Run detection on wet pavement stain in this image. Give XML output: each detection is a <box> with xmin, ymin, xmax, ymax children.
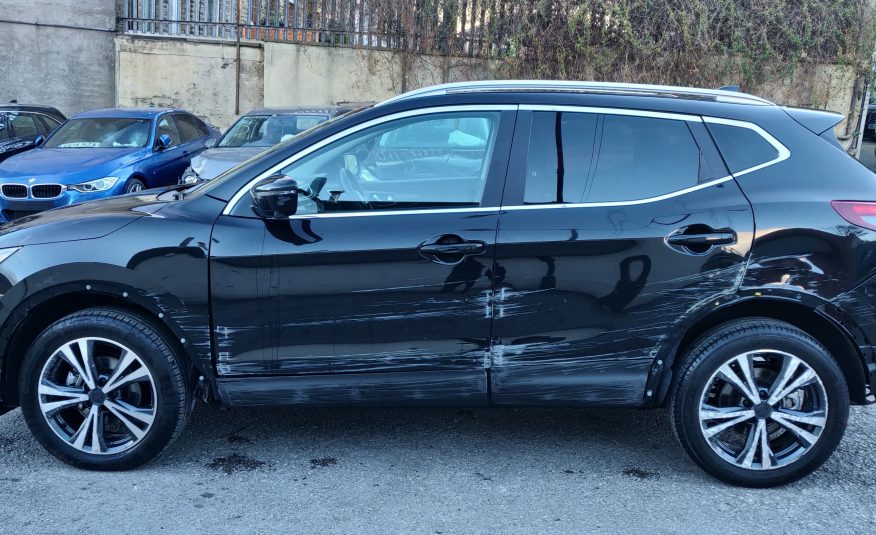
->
<box><xmin>206</xmin><ymin>453</ymin><xmax>267</xmax><ymax>475</ymax></box>
<box><xmin>622</xmin><ymin>467</ymin><xmax>659</xmax><ymax>480</ymax></box>
<box><xmin>309</xmin><ymin>457</ymin><xmax>338</xmax><ymax>468</ymax></box>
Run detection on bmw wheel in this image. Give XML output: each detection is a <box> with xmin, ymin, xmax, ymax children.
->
<box><xmin>125</xmin><ymin>178</ymin><xmax>145</xmax><ymax>193</ymax></box>
<box><xmin>19</xmin><ymin>308</ymin><xmax>189</xmax><ymax>470</ymax></box>
<box><xmin>670</xmin><ymin>318</ymin><xmax>849</xmax><ymax>487</ymax></box>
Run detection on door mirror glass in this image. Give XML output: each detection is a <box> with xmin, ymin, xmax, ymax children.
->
<box><xmin>251</xmin><ymin>174</ymin><xmax>299</xmax><ymax>219</ymax></box>
<box><xmin>34</xmin><ymin>135</ymin><xmax>45</xmax><ymax>146</ymax></box>
<box><xmin>157</xmin><ymin>134</ymin><xmax>173</xmax><ymax>150</ymax></box>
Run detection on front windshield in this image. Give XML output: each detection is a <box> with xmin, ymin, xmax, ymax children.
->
<box><xmin>218</xmin><ymin>114</ymin><xmax>330</xmax><ymax>148</ymax></box>
<box><xmin>44</xmin><ymin>118</ymin><xmax>151</xmax><ymax>148</ymax></box>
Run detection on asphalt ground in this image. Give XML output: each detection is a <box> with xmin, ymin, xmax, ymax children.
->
<box><xmin>1</xmin><ymin>401</ymin><xmax>874</xmax><ymax>534</ymax></box>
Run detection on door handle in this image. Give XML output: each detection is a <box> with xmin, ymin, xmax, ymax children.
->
<box><xmin>666</xmin><ymin>232</ymin><xmax>736</xmax><ymax>247</ymax></box>
<box><xmin>419</xmin><ymin>242</ymin><xmax>485</xmax><ymax>255</ymax></box>
<box><xmin>418</xmin><ymin>235</ymin><xmax>486</xmax><ymax>264</ymax></box>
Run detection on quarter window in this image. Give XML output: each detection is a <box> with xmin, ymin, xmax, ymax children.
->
<box><xmin>523</xmin><ymin>112</ymin><xmax>597</xmax><ymax>204</ymax></box>
<box><xmin>707</xmin><ymin>122</ymin><xmax>780</xmax><ymax>174</ymax></box>
<box><xmin>586</xmin><ymin>115</ymin><xmax>701</xmax><ymax>202</ymax></box>
<box><xmin>279</xmin><ymin>111</ymin><xmax>501</xmax><ymax>215</ymax></box>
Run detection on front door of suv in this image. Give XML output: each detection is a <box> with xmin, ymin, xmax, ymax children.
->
<box><xmin>490</xmin><ymin>107</ymin><xmax>756</xmax><ymax>406</ymax></box>
<box><xmin>210</xmin><ymin>106</ymin><xmax>516</xmax><ymax>404</ymax></box>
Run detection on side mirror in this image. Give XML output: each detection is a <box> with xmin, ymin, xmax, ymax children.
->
<box><xmin>251</xmin><ymin>174</ymin><xmax>299</xmax><ymax>219</ymax></box>
<box><xmin>204</xmin><ymin>138</ymin><xmax>216</xmax><ymax>148</ymax></box>
<box><xmin>34</xmin><ymin>135</ymin><xmax>45</xmax><ymax>146</ymax></box>
<box><xmin>156</xmin><ymin>134</ymin><xmax>172</xmax><ymax>151</ymax></box>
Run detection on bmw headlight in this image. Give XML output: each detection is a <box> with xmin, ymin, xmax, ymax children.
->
<box><xmin>67</xmin><ymin>177</ymin><xmax>119</xmax><ymax>193</ymax></box>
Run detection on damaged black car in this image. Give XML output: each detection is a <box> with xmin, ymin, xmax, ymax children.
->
<box><xmin>0</xmin><ymin>81</ymin><xmax>874</xmax><ymax>487</ymax></box>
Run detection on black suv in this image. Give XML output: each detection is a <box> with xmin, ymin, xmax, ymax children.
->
<box><xmin>0</xmin><ymin>81</ymin><xmax>873</xmax><ymax>487</ymax></box>
<box><xmin>0</xmin><ymin>104</ymin><xmax>66</xmax><ymax>162</ymax></box>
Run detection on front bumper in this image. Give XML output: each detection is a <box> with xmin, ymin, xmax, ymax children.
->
<box><xmin>0</xmin><ymin>188</ymin><xmax>118</xmax><ymax>223</ymax></box>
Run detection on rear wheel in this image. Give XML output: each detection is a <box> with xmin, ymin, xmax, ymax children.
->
<box><xmin>19</xmin><ymin>309</ymin><xmax>189</xmax><ymax>470</ymax></box>
<box><xmin>670</xmin><ymin>318</ymin><xmax>849</xmax><ymax>487</ymax></box>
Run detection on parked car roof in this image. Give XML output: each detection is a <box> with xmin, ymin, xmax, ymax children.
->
<box><xmin>72</xmin><ymin>108</ymin><xmax>190</xmax><ymax>119</ymax></box>
<box><xmin>243</xmin><ymin>106</ymin><xmax>348</xmax><ymax>117</ymax></box>
<box><xmin>0</xmin><ymin>103</ymin><xmax>66</xmax><ymax>120</ymax></box>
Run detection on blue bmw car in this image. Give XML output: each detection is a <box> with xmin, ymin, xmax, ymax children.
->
<box><xmin>0</xmin><ymin>108</ymin><xmax>218</xmax><ymax>222</ymax></box>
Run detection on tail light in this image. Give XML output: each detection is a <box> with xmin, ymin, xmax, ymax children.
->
<box><xmin>831</xmin><ymin>201</ymin><xmax>876</xmax><ymax>231</ymax></box>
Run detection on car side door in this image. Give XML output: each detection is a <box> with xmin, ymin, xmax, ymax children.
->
<box><xmin>176</xmin><ymin>113</ymin><xmax>210</xmax><ymax>158</ymax></box>
<box><xmin>148</xmin><ymin>114</ymin><xmax>187</xmax><ymax>185</ymax></box>
<box><xmin>2</xmin><ymin>112</ymin><xmax>43</xmax><ymax>160</ymax></box>
<box><xmin>209</xmin><ymin>106</ymin><xmax>516</xmax><ymax>405</ymax></box>
<box><xmin>490</xmin><ymin>106</ymin><xmax>756</xmax><ymax>406</ymax></box>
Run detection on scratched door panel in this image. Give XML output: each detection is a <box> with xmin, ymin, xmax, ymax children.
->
<box><xmin>491</xmin><ymin>185</ymin><xmax>754</xmax><ymax>406</ymax></box>
<box><xmin>264</xmin><ymin>212</ymin><xmax>497</xmax><ymax>376</ymax></box>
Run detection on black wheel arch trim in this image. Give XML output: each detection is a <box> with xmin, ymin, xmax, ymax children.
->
<box><xmin>645</xmin><ymin>289</ymin><xmax>874</xmax><ymax>408</ymax></box>
<box><xmin>0</xmin><ymin>266</ymin><xmax>213</xmax><ymax>407</ymax></box>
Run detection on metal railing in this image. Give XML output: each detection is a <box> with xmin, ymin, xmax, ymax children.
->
<box><xmin>119</xmin><ymin>0</ymin><xmax>502</xmax><ymax>54</ymax></box>
<box><xmin>119</xmin><ymin>0</ymin><xmax>408</xmax><ymax>49</ymax></box>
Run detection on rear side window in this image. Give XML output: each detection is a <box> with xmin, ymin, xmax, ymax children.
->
<box><xmin>586</xmin><ymin>115</ymin><xmax>701</xmax><ymax>202</ymax></box>
<box><xmin>0</xmin><ymin>114</ymin><xmax>8</xmax><ymax>141</ymax></box>
<box><xmin>707</xmin><ymin>122</ymin><xmax>779</xmax><ymax>174</ymax></box>
<box><xmin>523</xmin><ymin>112</ymin><xmax>597</xmax><ymax>204</ymax></box>
<box><xmin>39</xmin><ymin>115</ymin><xmax>62</xmax><ymax>133</ymax></box>
<box><xmin>176</xmin><ymin>115</ymin><xmax>204</xmax><ymax>142</ymax></box>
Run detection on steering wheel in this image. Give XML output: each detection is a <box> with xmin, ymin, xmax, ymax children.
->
<box><xmin>338</xmin><ymin>161</ymin><xmax>372</xmax><ymax>210</ymax></box>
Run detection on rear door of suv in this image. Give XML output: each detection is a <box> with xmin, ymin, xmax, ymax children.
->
<box><xmin>490</xmin><ymin>106</ymin><xmax>755</xmax><ymax>406</ymax></box>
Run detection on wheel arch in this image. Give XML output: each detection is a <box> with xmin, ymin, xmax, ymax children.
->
<box><xmin>1</xmin><ymin>285</ymin><xmax>205</xmax><ymax>408</ymax></box>
<box><xmin>655</xmin><ymin>297</ymin><xmax>868</xmax><ymax>406</ymax></box>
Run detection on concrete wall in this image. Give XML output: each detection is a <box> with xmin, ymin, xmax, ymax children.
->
<box><xmin>0</xmin><ymin>0</ymin><xmax>116</xmax><ymax>116</ymax></box>
<box><xmin>115</xmin><ymin>35</ymin><xmax>264</xmax><ymax>129</ymax></box>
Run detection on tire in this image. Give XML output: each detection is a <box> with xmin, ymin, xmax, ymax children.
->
<box><xmin>669</xmin><ymin>318</ymin><xmax>849</xmax><ymax>487</ymax></box>
<box><xmin>18</xmin><ymin>308</ymin><xmax>189</xmax><ymax>470</ymax></box>
<box><xmin>125</xmin><ymin>178</ymin><xmax>145</xmax><ymax>193</ymax></box>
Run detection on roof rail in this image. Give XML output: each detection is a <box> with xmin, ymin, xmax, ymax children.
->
<box><xmin>379</xmin><ymin>80</ymin><xmax>774</xmax><ymax>107</ymax></box>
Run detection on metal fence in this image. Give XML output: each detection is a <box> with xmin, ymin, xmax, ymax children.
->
<box><xmin>120</xmin><ymin>0</ymin><xmax>410</xmax><ymax>49</ymax></box>
<box><xmin>119</xmin><ymin>0</ymin><xmax>497</xmax><ymax>54</ymax></box>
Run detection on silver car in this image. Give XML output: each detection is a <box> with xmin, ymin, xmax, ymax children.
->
<box><xmin>180</xmin><ymin>106</ymin><xmax>353</xmax><ymax>183</ymax></box>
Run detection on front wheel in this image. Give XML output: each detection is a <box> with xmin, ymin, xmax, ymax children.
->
<box><xmin>125</xmin><ymin>178</ymin><xmax>145</xmax><ymax>193</ymax></box>
<box><xmin>19</xmin><ymin>309</ymin><xmax>189</xmax><ymax>470</ymax></box>
<box><xmin>670</xmin><ymin>318</ymin><xmax>849</xmax><ymax>487</ymax></box>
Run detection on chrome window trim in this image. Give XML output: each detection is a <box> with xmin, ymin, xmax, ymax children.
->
<box><xmin>222</xmin><ymin>104</ymin><xmax>518</xmax><ymax>215</ymax></box>
<box><xmin>223</xmin><ymin>104</ymin><xmax>791</xmax><ymax>218</ymax></box>
<box><xmin>702</xmin><ymin>116</ymin><xmax>791</xmax><ymax>177</ymax></box>
<box><xmin>519</xmin><ymin>104</ymin><xmax>702</xmax><ymax>122</ymax></box>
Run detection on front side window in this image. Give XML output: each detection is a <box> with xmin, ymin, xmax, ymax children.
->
<box><xmin>157</xmin><ymin>116</ymin><xmax>181</xmax><ymax>147</ymax></box>
<box><xmin>43</xmin><ymin>118</ymin><xmax>151</xmax><ymax>148</ymax></box>
<box><xmin>279</xmin><ymin>111</ymin><xmax>500</xmax><ymax>215</ymax></box>
<box><xmin>9</xmin><ymin>113</ymin><xmax>40</xmax><ymax>137</ymax></box>
<box><xmin>586</xmin><ymin>115</ymin><xmax>701</xmax><ymax>202</ymax></box>
<box><xmin>219</xmin><ymin>114</ymin><xmax>330</xmax><ymax>148</ymax></box>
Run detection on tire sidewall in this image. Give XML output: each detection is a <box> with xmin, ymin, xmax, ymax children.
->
<box><xmin>19</xmin><ymin>312</ymin><xmax>185</xmax><ymax>470</ymax></box>
<box><xmin>125</xmin><ymin>178</ymin><xmax>145</xmax><ymax>193</ymax></box>
<box><xmin>676</xmin><ymin>328</ymin><xmax>849</xmax><ymax>487</ymax></box>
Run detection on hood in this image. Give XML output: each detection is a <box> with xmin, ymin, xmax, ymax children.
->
<box><xmin>0</xmin><ymin>191</ymin><xmax>168</xmax><ymax>248</ymax></box>
<box><xmin>0</xmin><ymin>147</ymin><xmax>148</xmax><ymax>183</ymax></box>
<box><xmin>191</xmin><ymin>147</ymin><xmax>265</xmax><ymax>181</ymax></box>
